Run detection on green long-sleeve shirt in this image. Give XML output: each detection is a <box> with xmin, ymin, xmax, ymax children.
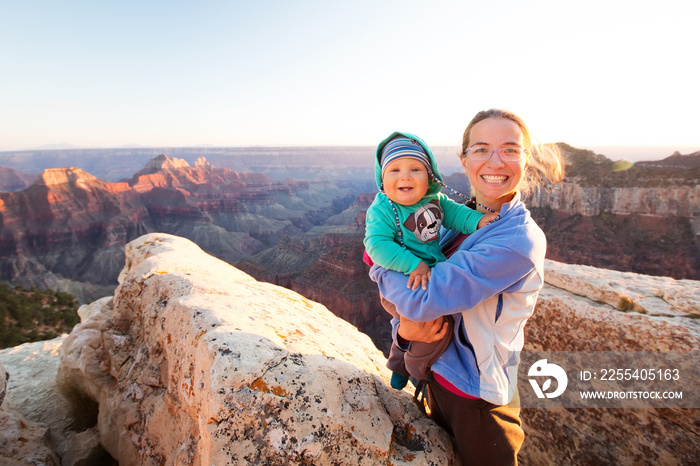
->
<box><xmin>364</xmin><ymin>192</ymin><xmax>484</xmax><ymax>274</ymax></box>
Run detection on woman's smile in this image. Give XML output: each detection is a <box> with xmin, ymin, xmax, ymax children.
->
<box><xmin>480</xmin><ymin>174</ymin><xmax>509</xmax><ymax>184</ymax></box>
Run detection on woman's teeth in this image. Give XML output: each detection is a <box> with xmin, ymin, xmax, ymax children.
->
<box><xmin>481</xmin><ymin>175</ymin><xmax>508</xmax><ymax>183</ymax></box>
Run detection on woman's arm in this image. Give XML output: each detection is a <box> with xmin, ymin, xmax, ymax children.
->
<box><xmin>370</xmin><ymin>224</ymin><xmax>540</xmax><ymax>322</ymax></box>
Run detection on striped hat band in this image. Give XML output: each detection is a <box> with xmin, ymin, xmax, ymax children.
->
<box><xmin>380</xmin><ymin>137</ymin><xmax>432</xmax><ymax>178</ymax></box>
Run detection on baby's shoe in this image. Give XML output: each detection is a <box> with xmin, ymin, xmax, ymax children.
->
<box><xmin>390</xmin><ymin>372</ymin><xmax>409</xmax><ymax>390</ymax></box>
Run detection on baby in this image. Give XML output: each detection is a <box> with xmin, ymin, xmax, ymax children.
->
<box><xmin>364</xmin><ymin>132</ymin><xmax>496</xmax><ymax>389</ymax></box>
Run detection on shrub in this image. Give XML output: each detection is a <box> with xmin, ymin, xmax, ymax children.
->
<box><xmin>0</xmin><ymin>282</ymin><xmax>80</xmax><ymax>349</ymax></box>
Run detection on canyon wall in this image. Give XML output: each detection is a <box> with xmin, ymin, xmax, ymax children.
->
<box><xmin>528</xmin><ymin>182</ymin><xmax>699</xmax><ymax>219</ymax></box>
<box><xmin>0</xmin><ymin>155</ymin><xmax>361</xmax><ymax>302</ymax></box>
<box><xmin>523</xmin><ymin>148</ymin><xmax>699</xmax><ymax>279</ymax></box>
<box><xmin>0</xmin><ymin>166</ymin><xmax>37</xmax><ymax>192</ymax></box>
<box><xmin>2</xmin><ymin>146</ymin><xmax>698</xmax><ymax>305</ymax></box>
<box><xmin>526</xmin><ymin>146</ymin><xmax>699</xmax><ymax>219</ymax></box>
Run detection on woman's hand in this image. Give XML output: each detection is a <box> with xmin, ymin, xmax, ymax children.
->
<box><xmin>397</xmin><ymin>315</ymin><xmax>449</xmax><ymax>343</ymax></box>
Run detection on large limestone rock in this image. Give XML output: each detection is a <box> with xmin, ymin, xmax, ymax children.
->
<box><xmin>0</xmin><ymin>361</ymin><xmax>6</xmax><ymax>407</ymax></box>
<box><xmin>0</xmin><ymin>339</ymin><xmax>74</xmax><ymax>436</ymax></box>
<box><xmin>0</xmin><ymin>338</ymin><xmax>114</xmax><ymax>466</ymax></box>
<box><xmin>543</xmin><ymin>259</ymin><xmax>699</xmax><ymax>317</ymax></box>
<box><xmin>531</xmin><ymin>259</ymin><xmax>699</xmax><ymax>351</ymax></box>
<box><xmin>58</xmin><ymin>233</ymin><xmax>456</xmax><ymax>465</ymax></box>
<box><xmin>0</xmin><ymin>345</ymin><xmax>62</xmax><ymax>465</ymax></box>
<box><xmin>520</xmin><ymin>260</ymin><xmax>700</xmax><ymax>465</ymax></box>
<box><xmin>0</xmin><ymin>408</ymin><xmax>59</xmax><ymax>466</ymax></box>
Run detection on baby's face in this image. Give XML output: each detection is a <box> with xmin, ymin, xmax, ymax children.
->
<box><xmin>382</xmin><ymin>158</ymin><xmax>429</xmax><ymax>206</ymax></box>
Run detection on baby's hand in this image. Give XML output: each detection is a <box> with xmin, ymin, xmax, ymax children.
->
<box><xmin>478</xmin><ymin>212</ymin><xmax>499</xmax><ymax>229</ymax></box>
<box><xmin>407</xmin><ymin>261</ymin><xmax>431</xmax><ymax>291</ymax></box>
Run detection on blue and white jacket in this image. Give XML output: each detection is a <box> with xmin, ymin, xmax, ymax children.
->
<box><xmin>370</xmin><ymin>193</ymin><xmax>545</xmax><ymax>405</ymax></box>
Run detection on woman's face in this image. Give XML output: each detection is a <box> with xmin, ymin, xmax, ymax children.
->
<box><xmin>461</xmin><ymin>117</ymin><xmax>527</xmax><ymax>207</ymax></box>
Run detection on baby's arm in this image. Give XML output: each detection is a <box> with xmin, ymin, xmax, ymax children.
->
<box><xmin>477</xmin><ymin>212</ymin><xmax>499</xmax><ymax>229</ymax></box>
<box><xmin>440</xmin><ymin>194</ymin><xmax>488</xmax><ymax>234</ymax></box>
<box><xmin>407</xmin><ymin>261</ymin><xmax>431</xmax><ymax>291</ymax></box>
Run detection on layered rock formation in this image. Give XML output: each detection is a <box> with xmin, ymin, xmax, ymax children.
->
<box><xmin>55</xmin><ymin>233</ymin><xmax>455</xmax><ymax>464</ymax></box>
<box><xmin>525</xmin><ymin>147</ymin><xmax>699</xmax><ymax>279</ymax></box>
<box><xmin>530</xmin><ymin>207</ymin><xmax>699</xmax><ymax>279</ymax></box>
<box><xmin>0</xmin><ymin>155</ymin><xmax>360</xmax><ymax>302</ymax></box>
<box><xmin>2</xmin><ymin>144</ymin><xmax>697</xmax><ymax>308</ymax></box>
<box><xmin>0</xmin><ymin>343</ymin><xmax>63</xmax><ymax>465</ymax></box>
<box><xmin>528</xmin><ymin>182</ymin><xmax>698</xmax><ymax>218</ymax></box>
<box><xmin>0</xmin><ymin>166</ymin><xmax>37</xmax><ymax>192</ymax></box>
<box><xmin>526</xmin><ymin>149</ymin><xmax>699</xmax><ymax>245</ymax></box>
<box><xmin>528</xmin><ymin>146</ymin><xmax>700</xmax><ymax>217</ymax></box>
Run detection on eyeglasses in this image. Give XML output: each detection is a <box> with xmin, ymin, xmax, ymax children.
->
<box><xmin>464</xmin><ymin>146</ymin><xmax>528</xmax><ymax>161</ymax></box>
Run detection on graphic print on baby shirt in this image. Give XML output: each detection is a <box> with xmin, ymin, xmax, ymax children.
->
<box><xmin>403</xmin><ymin>199</ymin><xmax>443</xmax><ymax>243</ymax></box>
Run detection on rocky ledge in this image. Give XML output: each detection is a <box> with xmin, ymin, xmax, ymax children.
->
<box><xmin>5</xmin><ymin>233</ymin><xmax>454</xmax><ymax>465</ymax></box>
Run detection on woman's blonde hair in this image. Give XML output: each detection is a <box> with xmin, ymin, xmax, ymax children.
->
<box><xmin>459</xmin><ymin>109</ymin><xmax>564</xmax><ymax>195</ymax></box>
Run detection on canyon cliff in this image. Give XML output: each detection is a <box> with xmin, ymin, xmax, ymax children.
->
<box><xmin>0</xmin><ymin>234</ymin><xmax>697</xmax><ymax>465</ymax></box>
<box><xmin>526</xmin><ymin>146</ymin><xmax>699</xmax><ymax>279</ymax></box>
<box><xmin>0</xmin><ymin>155</ymin><xmax>360</xmax><ymax>302</ymax></box>
<box><xmin>0</xmin><ymin>166</ymin><xmax>36</xmax><ymax>192</ymax></box>
<box><xmin>2</xmin><ymin>145</ymin><xmax>697</xmax><ymax>294</ymax></box>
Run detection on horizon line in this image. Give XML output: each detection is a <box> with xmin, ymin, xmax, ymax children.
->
<box><xmin>2</xmin><ymin>142</ymin><xmax>699</xmax><ymax>152</ymax></box>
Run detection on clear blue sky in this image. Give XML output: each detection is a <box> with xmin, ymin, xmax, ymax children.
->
<box><xmin>1</xmin><ymin>0</ymin><xmax>698</xmax><ymax>158</ymax></box>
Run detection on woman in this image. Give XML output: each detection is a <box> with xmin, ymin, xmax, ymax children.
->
<box><xmin>370</xmin><ymin>109</ymin><xmax>563</xmax><ymax>465</ymax></box>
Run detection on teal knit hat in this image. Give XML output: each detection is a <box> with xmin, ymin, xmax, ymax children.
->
<box><xmin>380</xmin><ymin>136</ymin><xmax>433</xmax><ymax>179</ymax></box>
